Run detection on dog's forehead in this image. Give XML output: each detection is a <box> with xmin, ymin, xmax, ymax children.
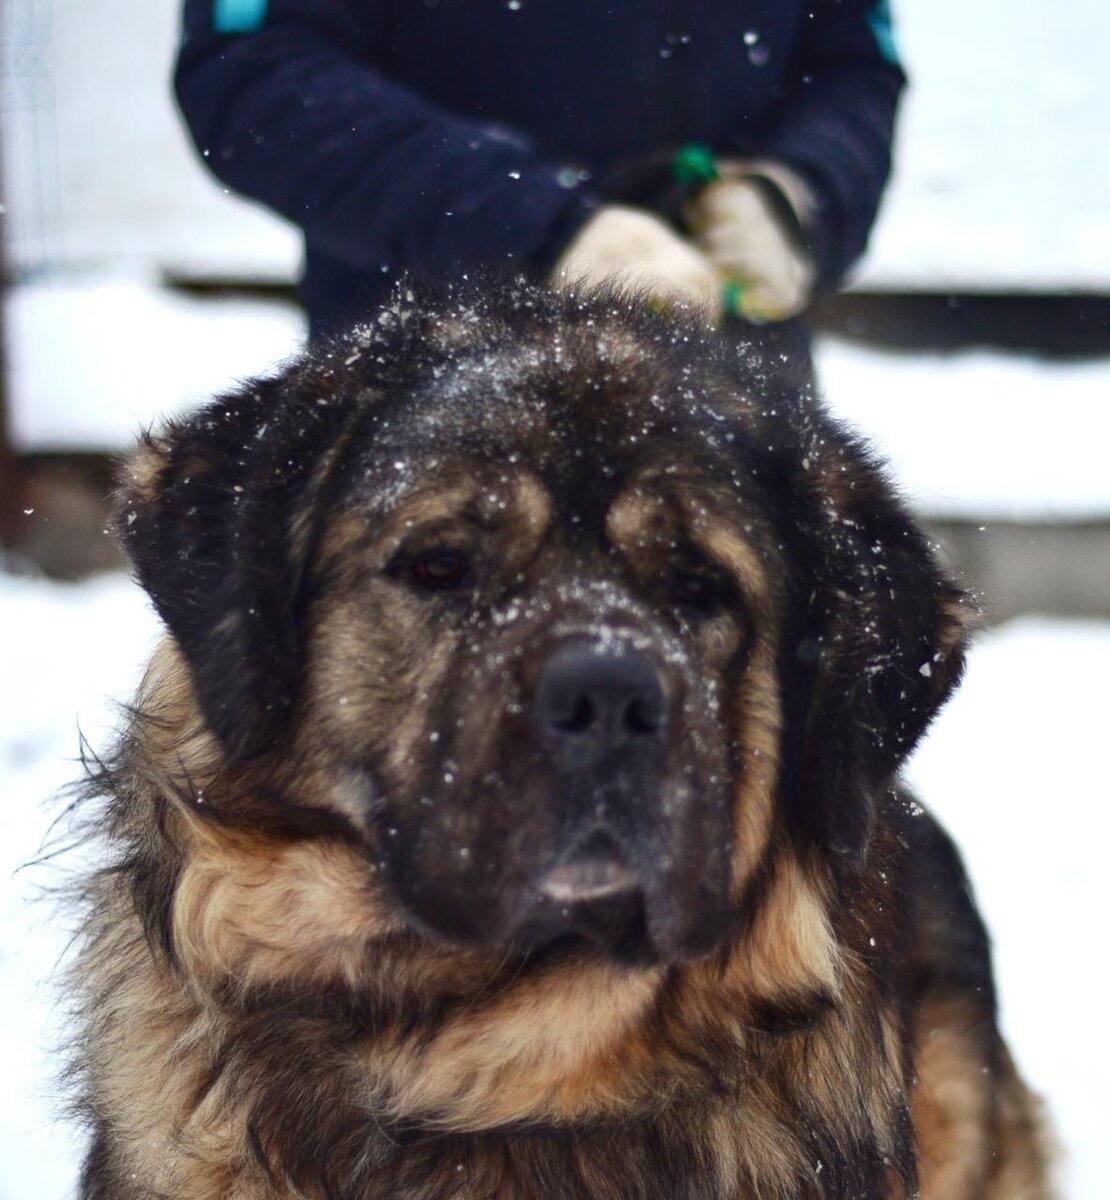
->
<box><xmin>346</xmin><ymin>325</ymin><xmax>762</xmax><ymax>512</ymax></box>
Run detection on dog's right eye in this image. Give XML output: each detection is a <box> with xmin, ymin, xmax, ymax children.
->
<box><xmin>408</xmin><ymin>547</ymin><xmax>472</xmax><ymax>592</ymax></box>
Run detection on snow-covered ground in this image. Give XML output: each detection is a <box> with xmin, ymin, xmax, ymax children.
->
<box><xmin>862</xmin><ymin>0</ymin><xmax>1110</xmax><ymax>291</ymax></box>
<box><xmin>817</xmin><ymin>340</ymin><xmax>1110</xmax><ymax>521</ymax></box>
<box><xmin>0</xmin><ymin>573</ymin><xmax>158</xmax><ymax>1200</ymax></box>
<box><xmin>1</xmin><ymin>571</ymin><xmax>1107</xmax><ymax>1198</ymax></box>
<box><xmin>5</xmin><ymin>275</ymin><xmax>307</xmax><ymax>451</ymax></box>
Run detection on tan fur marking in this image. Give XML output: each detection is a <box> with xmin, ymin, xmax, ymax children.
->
<box><xmin>129</xmin><ymin>639</ymin><xmax>226</xmax><ymax>789</ymax></box>
<box><xmin>605</xmin><ymin>487</ymin><xmax>672</xmax><ymax>551</ymax></box>
<box><xmin>912</xmin><ymin>1003</ymin><xmax>993</xmax><ymax>1198</ymax></box>
<box><xmin>505</xmin><ymin>473</ymin><xmax>551</xmax><ymax>552</ymax></box>
<box><xmin>605</xmin><ymin>482</ymin><xmax>776</xmax><ymax>609</ymax></box>
<box><xmin>312</xmin><ymin>482</ymin><xmax>484</xmax><ymax>574</ymax></box>
<box><xmin>937</xmin><ymin>585</ymin><xmax>980</xmax><ymax>662</ymax></box>
<box><xmin>120</xmin><ymin>435</ymin><xmax>172</xmax><ymax>509</ymax></box>
<box><xmin>986</xmin><ymin>1046</ymin><xmax>1059</xmax><ymax>1200</ymax></box>
<box><xmin>730</xmin><ymin>851</ymin><xmax>841</xmax><ymax>1002</ymax></box>
<box><xmin>79</xmin><ymin>918</ymin><xmax>259</xmax><ymax>1197</ymax></box>
<box><xmin>688</xmin><ymin>513</ymin><xmax>784</xmax><ymax>896</ymax></box>
<box><xmin>378</xmin><ymin>483</ymin><xmax>480</xmax><ymax>541</ymax></box>
<box><xmin>729</xmin><ymin>641</ymin><xmax>781</xmax><ymax>887</ymax></box>
<box><xmin>298</xmin><ymin>582</ymin><xmax>461</xmax><ymax>785</ymax></box>
<box><xmin>607</xmin><ymin>482</ymin><xmax>785</xmax><ymax>936</ymax></box>
<box><xmin>912</xmin><ymin>996</ymin><xmax>1058</xmax><ymax>1200</ymax></box>
<box><xmin>173</xmin><ymin>818</ymin><xmax>399</xmax><ymax>990</ymax></box>
<box><xmin>691</xmin><ymin>521</ymin><xmax>774</xmax><ymax>617</ymax></box>
<box><xmin>374</xmin><ymin>961</ymin><xmax>663</xmax><ymax>1128</ymax></box>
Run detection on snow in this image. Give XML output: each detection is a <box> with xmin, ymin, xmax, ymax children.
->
<box><xmin>0</xmin><ymin>0</ymin><xmax>299</xmax><ymax>280</ymax></box>
<box><xmin>0</xmin><ymin>573</ymin><xmax>161</xmax><ymax>1200</ymax></box>
<box><xmin>855</xmin><ymin>0</ymin><xmax>1110</xmax><ymax>291</ymax></box>
<box><xmin>1</xmin><ymin>571</ymin><xmax>1106</xmax><ymax>1197</ymax></box>
<box><xmin>5</xmin><ymin>273</ymin><xmax>306</xmax><ymax>450</ymax></box>
<box><xmin>904</xmin><ymin>618</ymin><xmax>1110</xmax><ymax>1200</ymax></box>
<box><xmin>817</xmin><ymin>340</ymin><xmax>1110</xmax><ymax>519</ymax></box>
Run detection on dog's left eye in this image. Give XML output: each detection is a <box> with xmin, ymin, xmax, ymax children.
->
<box><xmin>670</xmin><ymin>568</ymin><xmax>729</xmax><ymax>617</ymax></box>
<box><xmin>409</xmin><ymin>548</ymin><xmax>472</xmax><ymax>591</ymax></box>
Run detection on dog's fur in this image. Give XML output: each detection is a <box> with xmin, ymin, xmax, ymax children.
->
<box><xmin>71</xmin><ymin>284</ymin><xmax>1054</xmax><ymax>1198</ymax></box>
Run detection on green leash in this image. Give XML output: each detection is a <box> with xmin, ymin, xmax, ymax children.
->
<box><xmin>673</xmin><ymin>145</ymin><xmax>745</xmax><ymax>319</ymax></box>
<box><xmin>671</xmin><ymin>143</ymin><xmax>719</xmax><ymax>187</ymax></box>
<box><xmin>720</xmin><ymin>280</ymin><xmax>746</xmax><ymax>319</ymax></box>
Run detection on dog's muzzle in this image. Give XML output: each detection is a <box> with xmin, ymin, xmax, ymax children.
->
<box><xmin>522</xmin><ymin>641</ymin><xmax>672</xmax><ymax>958</ymax></box>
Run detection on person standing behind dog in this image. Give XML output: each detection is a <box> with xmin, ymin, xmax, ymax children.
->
<box><xmin>174</xmin><ymin>1</ymin><xmax>904</xmax><ymax>336</ymax></box>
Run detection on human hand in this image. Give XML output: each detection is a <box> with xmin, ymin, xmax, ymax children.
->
<box><xmin>684</xmin><ymin>174</ymin><xmax>815</xmax><ymax>322</ymax></box>
<box><xmin>550</xmin><ymin>206</ymin><xmax>722</xmax><ymax>326</ymax></box>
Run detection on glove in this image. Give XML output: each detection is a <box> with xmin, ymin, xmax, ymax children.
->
<box><xmin>550</xmin><ymin>205</ymin><xmax>722</xmax><ymax>326</ymax></box>
<box><xmin>683</xmin><ymin>166</ymin><xmax>816</xmax><ymax>322</ymax></box>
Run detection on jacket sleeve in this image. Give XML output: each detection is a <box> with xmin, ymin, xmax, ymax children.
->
<box><xmin>758</xmin><ymin>0</ymin><xmax>907</xmax><ymax>288</ymax></box>
<box><xmin>173</xmin><ymin>0</ymin><xmax>597</xmax><ymax>279</ymax></box>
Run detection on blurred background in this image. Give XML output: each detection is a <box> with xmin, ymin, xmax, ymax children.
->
<box><xmin>1</xmin><ymin>1</ymin><xmax>1108</xmax><ymax>1197</ymax></box>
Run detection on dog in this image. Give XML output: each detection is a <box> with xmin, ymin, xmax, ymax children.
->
<box><xmin>71</xmin><ymin>283</ymin><xmax>1054</xmax><ymax>1198</ymax></box>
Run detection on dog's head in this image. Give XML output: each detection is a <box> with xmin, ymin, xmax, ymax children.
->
<box><xmin>119</xmin><ymin>285</ymin><xmax>970</xmax><ymax>969</ymax></box>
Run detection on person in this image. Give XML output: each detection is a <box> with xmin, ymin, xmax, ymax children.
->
<box><xmin>174</xmin><ymin>1</ymin><xmax>904</xmax><ymax>337</ymax></box>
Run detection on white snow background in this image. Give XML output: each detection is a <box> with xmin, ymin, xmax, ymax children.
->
<box><xmin>2</xmin><ymin>0</ymin><xmax>1109</xmax><ymax>1195</ymax></box>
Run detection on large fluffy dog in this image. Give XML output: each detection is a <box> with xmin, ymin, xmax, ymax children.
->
<box><xmin>73</xmin><ymin>285</ymin><xmax>1053</xmax><ymax>1198</ymax></box>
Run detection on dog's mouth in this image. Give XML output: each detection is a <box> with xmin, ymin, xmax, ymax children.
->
<box><xmin>515</xmin><ymin>830</ymin><xmax>658</xmax><ymax>965</ymax></box>
<box><xmin>377</xmin><ymin>775</ymin><xmax>734</xmax><ymax>965</ymax></box>
<box><xmin>537</xmin><ymin>830</ymin><xmax>640</xmax><ymax>903</ymax></box>
<box><xmin>519</xmin><ymin>890</ymin><xmax>655</xmax><ymax>967</ymax></box>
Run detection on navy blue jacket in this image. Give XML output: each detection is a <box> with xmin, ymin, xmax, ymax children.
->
<box><xmin>175</xmin><ymin>0</ymin><xmax>904</xmax><ymax>332</ymax></box>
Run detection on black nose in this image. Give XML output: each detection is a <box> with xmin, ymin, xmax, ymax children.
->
<box><xmin>534</xmin><ymin>642</ymin><xmax>667</xmax><ymax>766</ymax></box>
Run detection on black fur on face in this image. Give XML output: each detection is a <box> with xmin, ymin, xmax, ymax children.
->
<box><xmin>767</xmin><ymin>420</ymin><xmax>972</xmax><ymax>862</ymax></box>
<box><xmin>116</xmin><ymin>281</ymin><xmax>970</xmax><ymax>955</ymax></box>
<box><xmin>117</xmin><ymin>364</ymin><xmax>360</xmax><ymax>761</ymax></box>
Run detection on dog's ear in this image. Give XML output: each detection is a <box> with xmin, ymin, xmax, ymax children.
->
<box><xmin>779</xmin><ymin>417</ymin><xmax>975</xmax><ymax>862</ymax></box>
<box><xmin>116</xmin><ymin>368</ymin><xmax>358</xmax><ymax>761</ymax></box>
